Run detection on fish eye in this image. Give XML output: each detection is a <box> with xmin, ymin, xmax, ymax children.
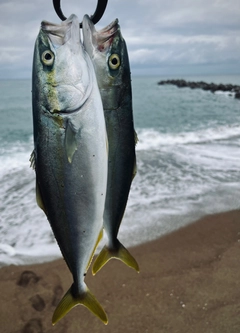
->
<box><xmin>42</xmin><ymin>50</ymin><xmax>54</xmax><ymax>66</ymax></box>
<box><xmin>108</xmin><ymin>54</ymin><xmax>120</xmax><ymax>70</ymax></box>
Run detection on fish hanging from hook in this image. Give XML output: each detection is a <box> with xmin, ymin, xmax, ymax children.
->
<box><xmin>52</xmin><ymin>0</ymin><xmax>108</xmax><ymax>28</ymax></box>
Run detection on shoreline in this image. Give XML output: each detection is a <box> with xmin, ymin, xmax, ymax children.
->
<box><xmin>1</xmin><ymin>209</ymin><xmax>240</xmax><ymax>332</ymax></box>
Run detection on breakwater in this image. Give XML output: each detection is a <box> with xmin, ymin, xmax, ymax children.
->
<box><xmin>158</xmin><ymin>79</ymin><xmax>240</xmax><ymax>99</ymax></box>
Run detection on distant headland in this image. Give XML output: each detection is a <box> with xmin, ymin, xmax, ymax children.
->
<box><xmin>158</xmin><ymin>79</ymin><xmax>240</xmax><ymax>99</ymax></box>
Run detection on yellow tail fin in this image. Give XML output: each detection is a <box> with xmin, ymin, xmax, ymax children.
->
<box><xmin>52</xmin><ymin>285</ymin><xmax>108</xmax><ymax>325</ymax></box>
<box><xmin>92</xmin><ymin>242</ymin><xmax>140</xmax><ymax>275</ymax></box>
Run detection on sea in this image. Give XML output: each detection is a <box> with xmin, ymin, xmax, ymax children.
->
<box><xmin>0</xmin><ymin>74</ymin><xmax>240</xmax><ymax>267</ymax></box>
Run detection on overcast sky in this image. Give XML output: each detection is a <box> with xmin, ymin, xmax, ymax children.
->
<box><xmin>0</xmin><ymin>0</ymin><xmax>240</xmax><ymax>78</ymax></box>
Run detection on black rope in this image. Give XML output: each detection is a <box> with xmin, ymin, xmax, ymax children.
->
<box><xmin>52</xmin><ymin>0</ymin><xmax>108</xmax><ymax>28</ymax></box>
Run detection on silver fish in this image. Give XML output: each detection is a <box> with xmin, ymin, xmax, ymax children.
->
<box><xmin>31</xmin><ymin>14</ymin><xmax>108</xmax><ymax>325</ymax></box>
<box><xmin>82</xmin><ymin>15</ymin><xmax>139</xmax><ymax>275</ymax></box>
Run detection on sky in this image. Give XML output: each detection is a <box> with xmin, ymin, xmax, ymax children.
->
<box><xmin>0</xmin><ymin>0</ymin><xmax>240</xmax><ymax>78</ymax></box>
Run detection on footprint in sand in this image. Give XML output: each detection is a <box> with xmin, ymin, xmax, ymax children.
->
<box><xmin>30</xmin><ymin>294</ymin><xmax>46</xmax><ymax>312</ymax></box>
<box><xmin>17</xmin><ymin>271</ymin><xmax>40</xmax><ymax>287</ymax></box>
<box><xmin>22</xmin><ymin>318</ymin><xmax>43</xmax><ymax>333</ymax></box>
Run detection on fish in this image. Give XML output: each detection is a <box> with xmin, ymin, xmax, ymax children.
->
<box><xmin>82</xmin><ymin>15</ymin><xmax>139</xmax><ymax>275</ymax></box>
<box><xmin>31</xmin><ymin>14</ymin><xmax>108</xmax><ymax>325</ymax></box>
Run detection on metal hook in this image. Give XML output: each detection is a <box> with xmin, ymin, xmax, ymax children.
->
<box><xmin>52</xmin><ymin>0</ymin><xmax>108</xmax><ymax>28</ymax></box>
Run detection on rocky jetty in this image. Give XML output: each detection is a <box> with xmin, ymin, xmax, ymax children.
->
<box><xmin>158</xmin><ymin>79</ymin><xmax>240</xmax><ymax>99</ymax></box>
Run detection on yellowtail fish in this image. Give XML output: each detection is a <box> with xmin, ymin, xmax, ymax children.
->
<box><xmin>82</xmin><ymin>15</ymin><xmax>139</xmax><ymax>275</ymax></box>
<box><xmin>31</xmin><ymin>14</ymin><xmax>108</xmax><ymax>325</ymax></box>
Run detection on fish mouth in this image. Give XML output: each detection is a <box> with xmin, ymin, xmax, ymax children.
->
<box><xmin>83</xmin><ymin>15</ymin><xmax>120</xmax><ymax>52</ymax></box>
<box><xmin>97</xmin><ymin>18</ymin><xmax>119</xmax><ymax>45</ymax></box>
<box><xmin>41</xmin><ymin>14</ymin><xmax>80</xmax><ymax>48</ymax></box>
<box><xmin>38</xmin><ymin>14</ymin><xmax>93</xmax><ymax>115</ymax></box>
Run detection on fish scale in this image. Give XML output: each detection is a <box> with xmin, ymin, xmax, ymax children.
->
<box><xmin>82</xmin><ymin>15</ymin><xmax>139</xmax><ymax>275</ymax></box>
<box><xmin>31</xmin><ymin>14</ymin><xmax>108</xmax><ymax>325</ymax></box>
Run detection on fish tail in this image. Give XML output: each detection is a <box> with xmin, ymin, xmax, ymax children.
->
<box><xmin>92</xmin><ymin>242</ymin><xmax>139</xmax><ymax>275</ymax></box>
<box><xmin>52</xmin><ymin>285</ymin><xmax>108</xmax><ymax>325</ymax></box>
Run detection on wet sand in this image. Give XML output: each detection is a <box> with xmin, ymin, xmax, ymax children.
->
<box><xmin>0</xmin><ymin>210</ymin><xmax>240</xmax><ymax>333</ymax></box>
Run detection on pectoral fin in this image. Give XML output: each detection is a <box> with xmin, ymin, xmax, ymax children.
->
<box><xmin>52</xmin><ymin>285</ymin><xmax>108</xmax><ymax>325</ymax></box>
<box><xmin>36</xmin><ymin>181</ymin><xmax>47</xmax><ymax>214</ymax></box>
<box><xmin>65</xmin><ymin>121</ymin><xmax>78</xmax><ymax>163</ymax></box>
<box><xmin>92</xmin><ymin>241</ymin><xmax>139</xmax><ymax>275</ymax></box>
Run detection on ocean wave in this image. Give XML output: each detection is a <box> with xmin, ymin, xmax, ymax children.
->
<box><xmin>0</xmin><ymin>137</ymin><xmax>33</xmax><ymax>176</ymax></box>
<box><xmin>136</xmin><ymin>125</ymin><xmax>240</xmax><ymax>150</ymax></box>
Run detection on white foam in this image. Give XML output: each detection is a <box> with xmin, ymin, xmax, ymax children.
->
<box><xmin>0</xmin><ymin>137</ymin><xmax>33</xmax><ymax>177</ymax></box>
<box><xmin>1</xmin><ymin>126</ymin><xmax>240</xmax><ymax>266</ymax></box>
<box><xmin>0</xmin><ymin>243</ymin><xmax>16</xmax><ymax>256</ymax></box>
<box><xmin>136</xmin><ymin>125</ymin><xmax>240</xmax><ymax>150</ymax></box>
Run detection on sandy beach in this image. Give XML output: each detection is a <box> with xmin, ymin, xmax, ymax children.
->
<box><xmin>0</xmin><ymin>210</ymin><xmax>240</xmax><ymax>333</ymax></box>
